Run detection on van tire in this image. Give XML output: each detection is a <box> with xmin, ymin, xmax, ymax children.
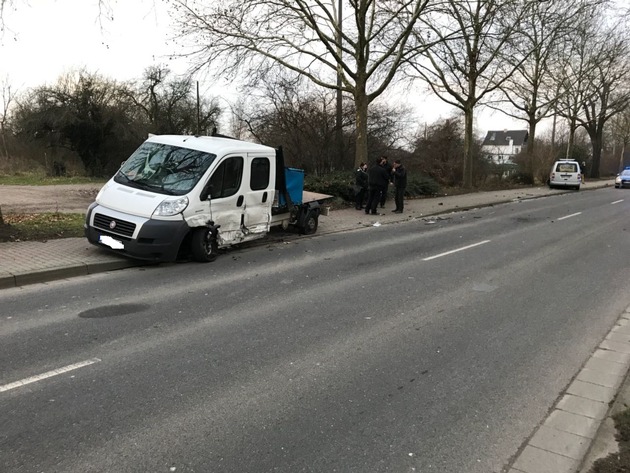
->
<box><xmin>301</xmin><ymin>211</ymin><xmax>319</xmax><ymax>235</ymax></box>
<box><xmin>191</xmin><ymin>227</ymin><xmax>218</xmax><ymax>262</ymax></box>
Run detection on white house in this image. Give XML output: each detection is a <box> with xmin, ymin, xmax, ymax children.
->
<box><xmin>481</xmin><ymin>130</ymin><xmax>528</xmax><ymax>166</ymax></box>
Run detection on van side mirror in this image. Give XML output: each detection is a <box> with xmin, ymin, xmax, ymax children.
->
<box><xmin>200</xmin><ymin>183</ymin><xmax>214</xmax><ymax>201</ymax></box>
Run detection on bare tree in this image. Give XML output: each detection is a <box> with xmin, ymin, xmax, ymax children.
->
<box><xmin>12</xmin><ymin>70</ymin><xmax>137</xmax><ymax>176</ymax></box>
<box><xmin>407</xmin><ymin>0</ymin><xmax>532</xmax><ymax>188</ymax></box>
<box><xmin>495</xmin><ymin>0</ymin><xmax>603</xmax><ymax>161</ymax></box>
<box><xmin>123</xmin><ymin>66</ymin><xmax>222</xmax><ymax>135</ymax></box>
<box><xmin>166</xmin><ymin>0</ymin><xmax>433</xmax><ymax>168</ymax></box>
<box><xmin>1</xmin><ymin>0</ymin><xmax>113</xmax><ymax>32</ymax></box>
<box><xmin>410</xmin><ymin>116</ymin><xmax>466</xmax><ymax>186</ymax></box>
<box><xmin>555</xmin><ymin>10</ymin><xmax>630</xmax><ymax>178</ymax></box>
<box><xmin>0</xmin><ymin>75</ymin><xmax>16</xmax><ymax>159</ymax></box>
<box><xmin>610</xmin><ymin>108</ymin><xmax>630</xmax><ymax>173</ymax></box>
<box><xmin>552</xmin><ymin>33</ymin><xmax>590</xmax><ymax>160</ymax></box>
<box><xmin>582</xmin><ymin>30</ymin><xmax>630</xmax><ymax>178</ymax></box>
<box><xmin>232</xmin><ymin>71</ymin><xmax>412</xmax><ymax>174</ymax></box>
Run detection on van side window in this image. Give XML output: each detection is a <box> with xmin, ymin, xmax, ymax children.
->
<box><xmin>251</xmin><ymin>157</ymin><xmax>270</xmax><ymax>191</ymax></box>
<box><xmin>209</xmin><ymin>156</ymin><xmax>244</xmax><ymax>199</ymax></box>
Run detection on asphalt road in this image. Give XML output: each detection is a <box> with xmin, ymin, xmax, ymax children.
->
<box><xmin>1</xmin><ymin>187</ymin><xmax>629</xmax><ymax>473</ymax></box>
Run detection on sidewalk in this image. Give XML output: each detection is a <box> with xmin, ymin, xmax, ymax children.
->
<box><xmin>0</xmin><ymin>179</ymin><xmax>626</xmax><ymax>472</ymax></box>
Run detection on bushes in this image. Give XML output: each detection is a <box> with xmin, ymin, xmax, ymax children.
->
<box><xmin>508</xmin><ymin>172</ymin><xmax>535</xmax><ymax>185</ymax></box>
<box><xmin>304</xmin><ymin>170</ymin><xmax>441</xmax><ymax>205</ymax></box>
<box><xmin>304</xmin><ymin>171</ymin><xmax>356</xmax><ymax>202</ymax></box>
<box><xmin>405</xmin><ymin>174</ymin><xmax>441</xmax><ymax>196</ymax></box>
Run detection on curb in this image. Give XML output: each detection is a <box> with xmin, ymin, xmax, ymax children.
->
<box><xmin>508</xmin><ymin>306</ymin><xmax>630</xmax><ymax>473</ymax></box>
<box><xmin>0</xmin><ymin>259</ymin><xmax>140</xmax><ymax>289</ymax></box>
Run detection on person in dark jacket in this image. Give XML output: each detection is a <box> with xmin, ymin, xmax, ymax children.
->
<box><xmin>354</xmin><ymin>162</ymin><xmax>368</xmax><ymax>210</ymax></box>
<box><xmin>391</xmin><ymin>159</ymin><xmax>407</xmax><ymax>213</ymax></box>
<box><xmin>379</xmin><ymin>156</ymin><xmax>393</xmax><ymax>208</ymax></box>
<box><xmin>365</xmin><ymin>157</ymin><xmax>390</xmax><ymax>215</ymax></box>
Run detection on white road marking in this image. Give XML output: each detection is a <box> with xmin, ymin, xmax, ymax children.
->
<box><xmin>612</xmin><ymin>199</ymin><xmax>624</xmax><ymax>205</ymax></box>
<box><xmin>557</xmin><ymin>212</ymin><xmax>581</xmax><ymax>221</ymax></box>
<box><xmin>422</xmin><ymin>240</ymin><xmax>491</xmax><ymax>261</ymax></box>
<box><xmin>0</xmin><ymin>358</ymin><xmax>101</xmax><ymax>393</ymax></box>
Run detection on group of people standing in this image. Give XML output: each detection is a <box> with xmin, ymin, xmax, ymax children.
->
<box><xmin>354</xmin><ymin>156</ymin><xmax>407</xmax><ymax>215</ymax></box>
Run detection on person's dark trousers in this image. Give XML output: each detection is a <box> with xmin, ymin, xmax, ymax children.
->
<box><xmin>365</xmin><ymin>187</ymin><xmax>382</xmax><ymax>214</ymax></box>
<box><xmin>379</xmin><ymin>182</ymin><xmax>389</xmax><ymax>207</ymax></box>
<box><xmin>394</xmin><ymin>187</ymin><xmax>405</xmax><ymax>212</ymax></box>
<box><xmin>355</xmin><ymin>188</ymin><xmax>366</xmax><ymax>209</ymax></box>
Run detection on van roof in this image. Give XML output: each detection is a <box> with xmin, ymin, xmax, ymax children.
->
<box><xmin>146</xmin><ymin>134</ymin><xmax>276</xmax><ymax>155</ymax></box>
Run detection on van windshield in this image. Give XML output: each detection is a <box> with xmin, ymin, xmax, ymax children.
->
<box><xmin>114</xmin><ymin>142</ymin><xmax>216</xmax><ymax>195</ymax></box>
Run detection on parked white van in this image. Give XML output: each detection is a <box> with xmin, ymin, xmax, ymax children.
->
<box><xmin>548</xmin><ymin>160</ymin><xmax>582</xmax><ymax>191</ymax></box>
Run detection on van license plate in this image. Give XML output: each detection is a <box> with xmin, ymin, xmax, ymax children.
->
<box><xmin>99</xmin><ymin>235</ymin><xmax>124</xmax><ymax>250</ymax></box>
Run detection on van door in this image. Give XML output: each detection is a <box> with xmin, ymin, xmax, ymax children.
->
<box><xmin>243</xmin><ymin>156</ymin><xmax>273</xmax><ymax>235</ymax></box>
<box><xmin>207</xmin><ymin>155</ymin><xmax>246</xmax><ymax>245</ymax></box>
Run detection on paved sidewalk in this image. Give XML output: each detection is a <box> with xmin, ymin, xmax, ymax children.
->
<box><xmin>0</xmin><ymin>179</ymin><xmax>626</xmax><ymax>472</ymax></box>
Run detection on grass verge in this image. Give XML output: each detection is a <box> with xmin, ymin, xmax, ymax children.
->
<box><xmin>0</xmin><ymin>213</ymin><xmax>85</xmax><ymax>242</ymax></box>
<box><xmin>0</xmin><ymin>175</ymin><xmax>106</xmax><ymax>185</ymax></box>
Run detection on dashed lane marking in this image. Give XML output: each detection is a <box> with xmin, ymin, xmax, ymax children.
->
<box><xmin>422</xmin><ymin>240</ymin><xmax>491</xmax><ymax>261</ymax></box>
<box><xmin>557</xmin><ymin>212</ymin><xmax>582</xmax><ymax>221</ymax></box>
<box><xmin>0</xmin><ymin>358</ymin><xmax>101</xmax><ymax>393</ymax></box>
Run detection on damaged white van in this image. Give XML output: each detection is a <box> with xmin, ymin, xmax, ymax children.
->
<box><xmin>85</xmin><ymin>134</ymin><xmax>331</xmax><ymax>262</ymax></box>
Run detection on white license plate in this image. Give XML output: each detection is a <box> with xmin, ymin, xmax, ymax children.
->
<box><xmin>99</xmin><ymin>235</ymin><xmax>124</xmax><ymax>250</ymax></box>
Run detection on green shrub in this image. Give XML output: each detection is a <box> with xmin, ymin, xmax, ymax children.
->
<box><xmin>305</xmin><ymin>171</ymin><xmax>356</xmax><ymax>202</ymax></box>
<box><xmin>406</xmin><ymin>174</ymin><xmax>441</xmax><ymax>196</ymax></box>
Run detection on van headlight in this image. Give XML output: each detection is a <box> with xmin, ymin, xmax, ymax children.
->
<box><xmin>154</xmin><ymin>196</ymin><xmax>189</xmax><ymax>216</ymax></box>
<box><xmin>616</xmin><ymin>176</ymin><xmax>622</xmax><ymax>184</ymax></box>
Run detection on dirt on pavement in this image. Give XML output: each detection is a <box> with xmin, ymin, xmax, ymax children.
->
<box><xmin>0</xmin><ymin>184</ymin><xmax>102</xmax><ymax>214</ymax></box>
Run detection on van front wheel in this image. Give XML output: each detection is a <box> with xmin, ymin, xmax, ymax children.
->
<box><xmin>301</xmin><ymin>211</ymin><xmax>319</xmax><ymax>235</ymax></box>
<box><xmin>191</xmin><ymin>227</ymin><xmax>218</xmax><ymax>262</ymax></box>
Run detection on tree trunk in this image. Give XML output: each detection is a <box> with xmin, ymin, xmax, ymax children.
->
<box><xmin>527</xmin><ymin>115</ymin><xmax>538</xmax><ymax>182</ymax></box>
<box><xmin>589</xmin><ymin>131</ymin><xmax>602</xmax><ymax>179</ymax></box>
<box><xmin>354</xmin><ymin>86</ymin><xmax>369</xmax><ymax>169</ymax></box>
<box><xmin>463</xmin><ymin>106</ymin><xmax>474</xmax><ymax>188</ymax></box>
<box><xmin>566</xmin><ymin>118</ymin><xmax>577</xmax><ymax>159</ymax></box>
<box><xmin>526</xmin><ymin>117</ymin><xmax>536</xmax><ymax>156</ymax></box>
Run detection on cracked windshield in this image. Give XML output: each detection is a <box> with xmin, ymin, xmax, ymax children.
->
<box><xmin>115</xmin><ymin>142</ymin><xmax>216</xmax><ymax>195</ymax></box>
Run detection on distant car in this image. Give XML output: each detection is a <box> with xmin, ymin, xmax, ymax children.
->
<box><xmin>615</xmin><ymin>168</ymin><xmax>630</xmax><ymax>188</ymax></box>
<box><xmin>549</xmin><ymin>159</ymin><xmax>581</xmax><ymax>191</ymax></box>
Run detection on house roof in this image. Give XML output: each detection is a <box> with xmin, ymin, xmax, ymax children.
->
<box><xmin>482</xmin><ymin>130</ymin><xmax>528</xmax><ymax>146</ymax></box>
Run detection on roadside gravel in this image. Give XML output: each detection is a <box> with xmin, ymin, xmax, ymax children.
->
<box><xmin>0</xmin><ymin>184</ymin><xmax>102</xmax><ymax>214</ymax></box>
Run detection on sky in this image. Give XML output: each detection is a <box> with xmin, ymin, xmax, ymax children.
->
<box><xmin>0</xmin><ymin>0</ymin><xmax>525</xmax><ymax>137</ymax></box>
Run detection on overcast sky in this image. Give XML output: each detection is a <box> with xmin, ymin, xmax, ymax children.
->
<box><xmin>0</xmin><ymin>0</ymin><xmax>523</xmax><ymax>136</ymax></box>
